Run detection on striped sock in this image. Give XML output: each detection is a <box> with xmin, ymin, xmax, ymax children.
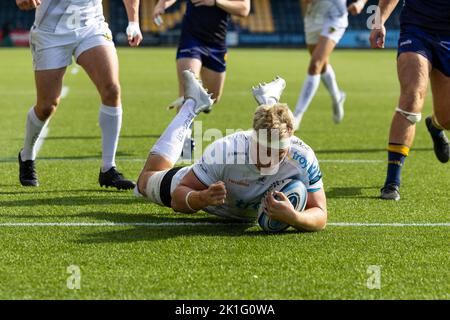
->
<box><xmin>384</xmin><ymin>144</ymin><xmax>410</xmax><ymax>187</ymax></box>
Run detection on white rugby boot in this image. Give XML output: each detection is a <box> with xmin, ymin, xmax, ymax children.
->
<box><xmin>182</xmin><ymin>69</ymin><xmax>215</xmax><ymax>114</ymax></box>
<box><xmin>252</xmin><ymin>76</ymin><xmax>286</xmax><ymax>106</ymax></box>
<box><xmin>332</xmin><ymin>90</ymin><xmax>346</xmax><ymax>124</ymax></box>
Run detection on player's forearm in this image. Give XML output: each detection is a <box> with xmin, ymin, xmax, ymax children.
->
<box><xmin>123</xmin><ymin>0</ymin><xmax>140</xmax><ymax>22</ymax></box>
<box><xmin>290</xmin><ymin>207</ymin><xmax>327</xmax><ymax>232</ymax></box>
<box><xmin>377</xmin><ymin>0</ymin><xmax>400</xmax><ymax>25</ymax></box>
<box><xmin>158</xmin><ymin>0</ymin><xmax>177</xmax><ymax>10</ymax></box>
<box><xmin>216</xmin><ymin>0</ymin><xmax>250</xmax><ymax>17</ymax></box>
<box><xmin>171</xmin><ymin>186</ymin><xmax>208</xmax><ymax>213</ymax></box>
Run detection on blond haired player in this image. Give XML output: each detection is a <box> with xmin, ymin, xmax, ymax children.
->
<box><xmin>293</xmin><ymin>0</ymin><xmax>368</xmax><ymax>130</ymax></box>
<box><xmin>135</xmin><ymin>71</ymin><xmax>327</xmax><ymax>232</ymax></box>
<box><xmin>16</xmin><ymin>0</ymin><xmax>143</xmax><ymax>189</ymax></box>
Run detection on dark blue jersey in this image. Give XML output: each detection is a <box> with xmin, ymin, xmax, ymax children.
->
<box><xmin>400</xmin><ymin>0</ymin><xmax>450</xmax><ymax>35</ymax></box>
<box><xmin>181</xmin><ymin>1</ymin><xmax>230</xmax><ymax>48</ymax></box>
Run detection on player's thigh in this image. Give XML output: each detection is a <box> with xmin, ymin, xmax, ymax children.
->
<box><xmin>430</xmin><ymin>68</ymin><xmax>450</xmax><ymax>128</ymax></box>
<box><xmin>200</xmin><ymin>67</ymin><xmax>226</xmax><ymax>102</ymax></box>
<box><xmin>309</xmin><ymin>36</ymin><xmax>336</xmax><ymax>74</ymax></box>
<box><xmin>34</xmin><ymin>67</ymin><xmax>67</xmax><ymax>118</ymax></box>
<box><xmin>307</xmin><ymin>44</ymin><xmax>316</xmax><ymax>55</ymax></box>
<box><xmin>177</xmin><ymin>58</ymin><xmax>202</xmax><ymax>96</ymax></box>
<box><xmin>76</xmin><ymin>45</ymin><xmax>120</xmax><ymax>101</ymax></box>
<box><xmin>397</xmin><ymin>52</ymin><xmax>431</xmax><ymax>111</ymax></box>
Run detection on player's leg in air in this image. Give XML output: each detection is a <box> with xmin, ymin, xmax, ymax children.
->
<box><xmin>136</xmin><ymin>70</ymin><xmax>215</xmax><ymax>200</ymax></box>
<box><xmin>152</xmin><ymin>0</ymin><xmax>250</xmax><ymax>159</ymax></box>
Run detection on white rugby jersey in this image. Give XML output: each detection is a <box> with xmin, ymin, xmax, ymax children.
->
<box><xmin>176</xmin><ymin>131</ymin><xmax>323</xmax><ymax>221</ymax></box>
<box><xmin>34</xmin><ymin>0</ymin><xmax>105</xmax><ymax>33</ymax></box>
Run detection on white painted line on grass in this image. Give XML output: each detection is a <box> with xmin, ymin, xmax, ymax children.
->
<box><xmin>0</xmin><ymin>222</ymin><xmax>448</xmax><ymax>227</ymax></box>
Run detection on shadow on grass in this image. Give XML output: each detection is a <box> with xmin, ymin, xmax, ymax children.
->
<box><xmin>315</xmin><ymin>147</ymin><xmax>432</xmax><ymax>154</ymax></box>
<box><xmin>1</xmin><ymin>210</ymin><xmax>306</xmax><ymax>242</ymax></box>
<box><xmin>73</xmin><ymin>212</ymin><xmax>306</xmax><ymax>244</ymax></box>
<box><xmin>0</xmin><ymin>151</ymin><xmax>139</xmax><ymax>163</ymax></box>
<box><xmin>0</xmin><ymin>195</ymin><xmax>145</xmax><ymax>207</ymax></box>
<box><xmin>326</xmin><ymin>186</ymin><xmax>380</xmax><ymax>199</ymax></box>
<box><xmin>0</xmin><ymin>188</ymin><xmax>125</xmax><ymax>195</ymax></box>
<box><xmin>13</xmin><ymin>134</ymin><xmax>161</xmax><ymax>141</ymax></box>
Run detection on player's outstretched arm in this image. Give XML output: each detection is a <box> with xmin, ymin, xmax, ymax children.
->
<box><xmin>347</xmin><ymin>0</ymin><xmax>368</xmax><ymax>16</ymax></box>
<box><xmin>369</xmin><ymin>0</ymin><xmax>400</xmax><ymax>49</ymax></box>
<box><xmin>123</xmin><ymin>0</ymin><xmax>143</xmax><ymax>47</ymax></box>
<box><xmin>192</xmin><ymin>0</ymin><xmax>250</xmax><ymax>18</ymax></box>
<box><xmin>171</xmin><ymin>170</ymin><xmax>227</xmax><ymax>213</ymax></box>
<box><xmin>16</xmin><ymin>0</ymin><xmax>41</xmax><ymax>11</ymax></box>
<box><xmin>265</xmin><ymin>189</ymin><xmax>327</xmax><ymax>232</ymax></box>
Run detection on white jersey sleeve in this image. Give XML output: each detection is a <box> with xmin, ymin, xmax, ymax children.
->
<box><xmin>191</xmin><ymin>139</ymin><xmax>226</xmax><ymax>186</ymax></box>
<box><xmin>286</xmin><ymin>137</ymin><xmax>323</xmax><ymax>193</ymax></box>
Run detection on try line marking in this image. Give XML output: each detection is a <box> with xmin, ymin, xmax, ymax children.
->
<box><xmin>0</xmin><ymin>222</ymin><xmax>448</xmax><ymax>227</ymax></box>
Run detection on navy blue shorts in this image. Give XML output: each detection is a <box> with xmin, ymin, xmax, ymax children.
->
<box><xmin>398</xmin><ymin>25</ymin><xmax>450</xmax><ymax>77</ymax></box>
<box><xmin>176</xmin><ymin>33</ymin><xmax>227</xmax><ymax>73</ymax></box>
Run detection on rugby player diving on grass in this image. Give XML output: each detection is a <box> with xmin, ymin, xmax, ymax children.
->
<box><xmin>134</xmin><ymin>70</ymin><xmax>327</xmax><ymax>232</ymax></box>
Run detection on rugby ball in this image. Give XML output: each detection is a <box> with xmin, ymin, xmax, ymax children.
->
<box><xmin>257</xmin><ymin>179</ymin><xmax>308</xmax><ymax>233</ymax></box>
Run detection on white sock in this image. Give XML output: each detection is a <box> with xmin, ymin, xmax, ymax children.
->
<box><xmin>294</xmin><ymin>74</ymin><xmax>321</xmax><ymax>118</ymax></box>
<box><xmin>99</xmin><ymin>104</ymin><xmax>122</xmax><ymax>172</ymax></box>
<box><xmin>266</xmin><ymin>97</ymin><xmax>278</xmax><ymax>106</ymax></box>
<box><xmin>151</xmin><ymin>99</ymin><xmax>197</xmax><ymax>165</ymax></box>
<box><xmin>21</xmin><ymin>107</ymin><xmax>48</xmax><ymax>161</ymax></box>
<box><xmin>321</xmin><ymin>64</ymin><xmax>341</xmax><ymax>104</ymax></box>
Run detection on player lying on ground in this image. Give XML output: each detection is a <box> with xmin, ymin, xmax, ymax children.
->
<box><xmin>370</xmin><ymin>0</ymin><xmax>450</xmax><ymax>200</ymax></box>
<box><xmin>293</xmin><ymin>0</ymin><xmax>368</xmax><ymax>130</ymax></box>
<box><xmin>135</xmin><ymin>70</ymin><xmax>327</xmax><ymax>232</ymax></box>
<box><xmin>152</xmin><ymin>0</ymin><xmax>250</xmax><ymax>159</ymax></box>
<box><xmin>16</xmin><ymin>0</ymin><xmax>143</xmax><ymax>189</ymax></box>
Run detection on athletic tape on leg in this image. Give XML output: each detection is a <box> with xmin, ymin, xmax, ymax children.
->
<box><xmin>396</xmin><ymin>107</ymin><xmax>422</xmax><ymax>124</ymax></box>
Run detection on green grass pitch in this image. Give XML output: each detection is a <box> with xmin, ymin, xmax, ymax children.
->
<box><xmin>0</xmin><ymin>48</ymin><xmax>448</xmax><ymax>299</ymax></box>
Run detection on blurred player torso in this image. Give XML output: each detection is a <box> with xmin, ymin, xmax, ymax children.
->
<box><xmin>401</xmin><ymin>0</ymin><xmax>450</xmax><ymax>35</ymax></box>
<box><xmin>181</xmin><ymin>0</ymin><xmax>230</xmax><ymax>48</ymax></box>
<box><xmin>34</xmin><ymin>0</ymin><xmax>105</xmax><ymax>33</ymax></box>
<box><xmin>305</xmin><ymin>0</ymin><xmax>348</xmax><ymax>24</ymax></box>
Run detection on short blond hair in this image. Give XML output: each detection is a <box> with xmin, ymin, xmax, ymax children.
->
<box><xmin>253</xmin><ymin>103</ymin><xmax>294</xmax><ymax>138</ymax></box>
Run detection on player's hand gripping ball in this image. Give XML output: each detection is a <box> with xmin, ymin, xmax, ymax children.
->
<box><xmin>257</xmin><ymin>179</ymin><xmax>308</xmax><ymax>233</ymax></box>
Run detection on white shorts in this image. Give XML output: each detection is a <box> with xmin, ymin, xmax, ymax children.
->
<box><xmin>29</xmin><ymin>22</ymin><xmax>115</xmax><ymax>71</ymax></box>
<box><xmin>304</xmin><ymin>1</ymin><xmax>348</xmax><ymax>45</ymax></box>
<box><xmin>144</xmin><ymin>166</ymin><xmax>191</xmax><ymax>207</ymax></box>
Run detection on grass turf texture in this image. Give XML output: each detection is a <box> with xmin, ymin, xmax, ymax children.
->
<box><xmin>0</xmin><ymin>48</ymin><xmax>448</xmax><ymax>299</ymax></box>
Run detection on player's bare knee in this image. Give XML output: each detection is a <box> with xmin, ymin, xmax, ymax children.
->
<box><xmin>308</xmin><ymin>59</ymin><xmax>325</xmax><ymax>75</ymax></box>
<box><xmin>401</xmin><ymin>87</ymin><xmax>427</xmax><ymax>109</ymax></box>
<box><xmin>36</xmin><ymin>99</ymin><xmax>59</xmax><ymax>120</ymax></box>
<box><xmin>137</xmin><ymin>171</ymin><xmax>149</xmax><ymax>196</ymax></box>
<box><xmin>101</xmin><ymin>82</ymin><xmax>121</xmax><ymax>106</ymax></box>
